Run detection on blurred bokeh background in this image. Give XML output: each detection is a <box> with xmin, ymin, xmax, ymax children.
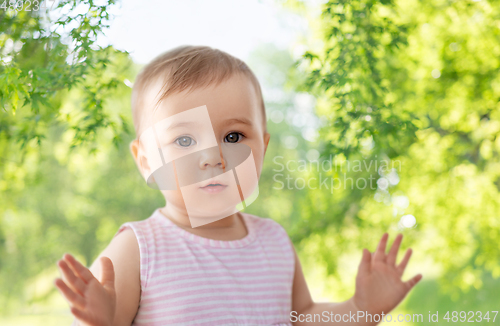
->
<box><xmin>1</xmin><ymin>0</ymin><xmax>499</xmax><ymax>325</ymax></box>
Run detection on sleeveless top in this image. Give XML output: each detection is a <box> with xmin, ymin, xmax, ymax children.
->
<box><xmin>115</xmin><ymin>208</ymin><xmax>295</xmax><ymax>326</ymax></box>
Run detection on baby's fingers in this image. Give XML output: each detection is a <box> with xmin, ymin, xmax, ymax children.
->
<box><xmin>373</xmin><ymin>233</ymin><xmax>389</xmax><ymax>263</ymax></box>
<box><xmin>358</xmin><ymin>248</ymin><xmax>372</xmax><ymax>276</ymax></box>
<box><xmin>404</xmin><ymin>273</ymin><xmax>423</xmax><ymax>291</ymax></box>
<box><xmin>54</xmin><ymin>278</ymin><xmax>85</xmax><ymax>309</ymax></box>
<box><xmin>396</xmin><ymin>248</ymin><xmax>412</xmax><ymax>276</ymax></box>
<box><xmin>58</xmin><ymin>259</ymin><xmax>86</xmax><ymax>296</ymax></box>
<box><xmin>63</xmin><ymin>253</ymin><xmax>95</xmax><ymax>283</ymax></box>
<box><xmin>386</xmin><ymin>233</ymin><xmax>403</xmax><ymax>266</ymax></box>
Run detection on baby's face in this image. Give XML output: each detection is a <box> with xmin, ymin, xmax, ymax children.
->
<box><xmin>131</xmin><ymin>73</ymin><xmax>270</xmax><ymax>227</ymax></box>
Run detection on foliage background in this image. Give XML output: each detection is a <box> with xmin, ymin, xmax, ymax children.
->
<box><xmin>1</xmin><ymin>0</ymin><xmax>499</xmax><ymax>324</ymax></box>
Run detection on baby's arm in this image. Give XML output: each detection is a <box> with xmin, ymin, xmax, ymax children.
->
<box><xmin>291</xmin><ymin>233</ymin><xmax>422</xmax><ymax>326</ymax></box>
<box><xmin>55</xmin><ymin>228</ymin><xmax>141</xmax><ymax>326</ymax></box>
<box><xmin>89</xmin><ymin>228</ymin><xmax>141</xmax><ymax>325</ymax></box>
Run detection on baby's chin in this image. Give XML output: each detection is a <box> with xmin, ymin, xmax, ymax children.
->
<box><xmin>163</xmin><ymin>190</ymin><xmax>243</xmax><ymax>227</ymax></box>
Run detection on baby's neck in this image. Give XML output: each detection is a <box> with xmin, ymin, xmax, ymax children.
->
<box><xmin>159</xmin><ymin>206</ymin><xmax>249</xmax><ymax>241</ymax></box>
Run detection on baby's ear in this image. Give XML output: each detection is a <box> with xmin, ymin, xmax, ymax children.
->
<box><xmin>129</xmin><ymin>139</ymin><xmax>152</xmax><ymax>180</ymax></box>
<box><xmin>263</xmin><ymin>132</ymin><xmax>271</xmax><ymax>156</ymax></box>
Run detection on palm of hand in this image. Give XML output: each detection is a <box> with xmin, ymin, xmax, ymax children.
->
<box><xmin>54</xmin><ymin>253</ymin><xmax>116</xmax><ymax>326</ymax></box>
<box><xmin>353</xmin><ymin>233</ymin><xmax>422</xmax><ymax>316</ymax></box>
<box><xmin>76</xmin><ymin>276</ymin><xmax>116</xmax><ymax>326</ymax></box>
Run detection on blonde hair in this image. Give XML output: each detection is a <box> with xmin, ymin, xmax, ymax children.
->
<box><xmin>131</xmin><ymin>45</ymin><xmax>266</xmax><ymax>137</ymax></box>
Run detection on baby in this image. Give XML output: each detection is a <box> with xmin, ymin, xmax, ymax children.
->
<box><xmin>54</xmin><ymin>45</ymin><xmax>422</xmax><ymax>326</ymax></box>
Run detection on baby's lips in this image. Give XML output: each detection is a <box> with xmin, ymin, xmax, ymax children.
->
<box><xmin>199</xmin><ymin>178</ymin><xmax>227</xmax><ymax>188</ymax></box>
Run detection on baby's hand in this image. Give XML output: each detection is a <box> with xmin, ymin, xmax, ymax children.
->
<box><xmin>54</xmin><ymin>253</ymin><xmax>116</xmax><ymax>326</ymax></box>
<box><xmin>353</xmin><ymin>233</ymin><xmax>422</xmax><ymax>316</ymax></box>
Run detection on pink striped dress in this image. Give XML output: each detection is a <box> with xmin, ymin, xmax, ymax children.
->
<box><xmin>115</xmin><ymin>208</ymin><xmax>295</xmax><ymax>325</ymax></box>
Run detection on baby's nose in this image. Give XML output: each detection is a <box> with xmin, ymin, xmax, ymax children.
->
<box><xmin>199</xmin><ymin>146</ymin><xmax>225</xmax><ymax>170</ymax></box>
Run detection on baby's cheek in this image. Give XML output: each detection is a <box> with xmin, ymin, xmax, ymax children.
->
<box><xmin>161</xmin><ymin>189</ymin><xmax>187</xmax><ymax>209</ymax></box>
<box><xmin>249</xmin><ymin>147</ymin><xmax>265</xmax><ymax>176</ymax></box>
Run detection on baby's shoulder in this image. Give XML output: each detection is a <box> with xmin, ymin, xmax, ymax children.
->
<box><xmin>243</xmin><ymin>213</ymin><xmax>290</xmax><ymax>239</ymax></box>
<box><xmin>116</xmin><ymin>213</ymin><xmax>158</xmax><ymax>235</ymax></box>
<box><xmin>243</xmin><ymin>213</ymin><xmax>295</xmax><ymax>264</ymax></box>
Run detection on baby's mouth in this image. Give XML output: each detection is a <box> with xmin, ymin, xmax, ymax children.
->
<box><xmin>199</xmin><ymin>180</ymin><xmax>228</xmax><ymax>193</ymax></box>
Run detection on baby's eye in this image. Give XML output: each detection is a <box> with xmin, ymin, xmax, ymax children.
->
<box><xmin>175</xmin><ymin>136</ymin><xmax>196</xmax><ymax>147</ymax></box>
<box><xmin>224</xmin><ymin>132</ymin><xmax>244</xmax><ymax>143</ymax></box>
